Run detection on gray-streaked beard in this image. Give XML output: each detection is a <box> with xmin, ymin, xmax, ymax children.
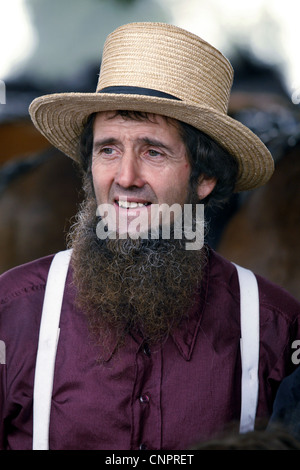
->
<box><xmin>68</xmin><ymin>179</ymin><xmax>208</xmax><ymax>357</ymax></box>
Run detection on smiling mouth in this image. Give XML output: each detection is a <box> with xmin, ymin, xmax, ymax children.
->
<box><xmin>116</xmin><ymin>200</ymin><xmax>151</xmax><ymax>209</ymax></box>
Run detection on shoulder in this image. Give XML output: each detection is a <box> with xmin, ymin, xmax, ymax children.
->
<box><xmin>0</xmin><ymin>255</ymin><xmax>58</xmax><ymax>364</ymax></box>
<box><xmin>207</xmin><ymin>249</ymin><xmax>300</xmax><ymax>378</ymax></box>
<box><xmin>208</xmin><ymin>248</ymin><xmax>300</xmax><ymax>323</ymax></box>
<box><xmin>0</xmin><ymin>254</ymin><xmax>55</xmax><ymax>305</ymax></box>
<box><xmin>256</xmin><ymin>273</ymin><xmax>300</xmax><ymax>322</ymax></box>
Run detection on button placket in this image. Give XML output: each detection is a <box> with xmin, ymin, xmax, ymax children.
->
<box><xmin>131</xmin><ymin>341</ymin><xmax>161</xmax><ymax>450</ymax></box>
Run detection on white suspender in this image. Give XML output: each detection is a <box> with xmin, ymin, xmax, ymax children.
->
<box><xmin>32</xmin><ymin>249</ymin><xmax>72</xmax><ymax>450</ymax></box>
<box><xmin>234</xmin><ymin>263</ymin><xmax>260</xmax><ymax>433</ymax></box>
<box><xmin>32</xmin><ymin>253</ymin><xmax>259</xmax><ymax>449</ymax></box>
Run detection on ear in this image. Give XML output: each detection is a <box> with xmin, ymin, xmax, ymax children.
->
<box><xmin>196</xmin><ymin>175</ymin><xmax>217</xmax><ymax>200</ymax></box>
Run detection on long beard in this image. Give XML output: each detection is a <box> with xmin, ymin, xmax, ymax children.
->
<box><xmin>68</xmin><ymin>178</ymin><xmax>208</xmax><ymax>355</ymax></box>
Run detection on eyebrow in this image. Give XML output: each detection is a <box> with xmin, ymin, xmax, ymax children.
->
<box><xmin>93</xmin><ymin>138</ymin><xmax>118</xmax><ymax>154</ymax></box>
<box><xmin>138</xmin><ymin>137</ymin><xmax>173</xmax><ymax>152</ymax></box>
<box><xmin>93</xmin><ymin>137</ymin><xmax>173</xmax><ymax>154</ymax></box>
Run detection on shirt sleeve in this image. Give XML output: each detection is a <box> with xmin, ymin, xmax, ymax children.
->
<box><xmin>0</xmin><ymin>257</ymin><xmax>51</xmax><ymax>450</ymax></box>
<box><xmin>0</xmin><ymin>346</ymin><xmax>7</xmax><ymax>450</ymax></box>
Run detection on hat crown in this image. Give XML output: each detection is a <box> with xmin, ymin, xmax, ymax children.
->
<box><xmin>97</xmin><ymin>22</ymin><xmax>233</xmax><ymax>114</ymax></box>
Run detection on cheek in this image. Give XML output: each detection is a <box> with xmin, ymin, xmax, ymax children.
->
<box><xmin>157</xmin><ymin>164</ymin><xmax>191</xmax><ymax>204</ymax></box>
<box><xmin>176</xmin><ymin>165</ymin><xmax>192</xmax><ymax>201</ymax></box>
<box><xmin>91</xmin><ymin>165</ymin><xmax>111</xmax><ymax>203</ymax></box>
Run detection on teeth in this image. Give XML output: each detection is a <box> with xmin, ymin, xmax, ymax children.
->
<box><xmin>118</xmin><ymin>200</ymin><xmax>148</xmax><ymax>209</ymax></box>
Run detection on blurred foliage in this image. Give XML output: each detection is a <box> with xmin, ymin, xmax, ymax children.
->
<box><xmin>117</xmin><ymin>0</ymin><xmax>138</xmax><ymax>3</ymax></box>
<box><xmin>95</xmin><ymin>0</ymin><xmax>138</xmax><ymax>4</ymax></box>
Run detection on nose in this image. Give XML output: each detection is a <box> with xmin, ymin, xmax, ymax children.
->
<box><xmin>115</xmin><ymin>152</ymin><xmax>144</xmax><ymax>188</ymax></box>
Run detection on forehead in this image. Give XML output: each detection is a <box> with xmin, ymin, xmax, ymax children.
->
<box><xmin>93</xmin><ymin>111</ymin><xmax>182</xmax><ymax>138</ymax></box>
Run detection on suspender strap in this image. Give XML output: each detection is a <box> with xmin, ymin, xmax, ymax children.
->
<box><xmin>234</xmin><ymin>263</ymin><xmax>260</xmax><ymax>433</ymax></box>
<box><xmin>32</xmin><ymin>249</ymin><xmax>72</xmax><ymax>450</ymax></box>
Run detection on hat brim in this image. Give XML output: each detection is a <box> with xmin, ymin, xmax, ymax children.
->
<box><xmin>29</xmin><ymin>92</ymin><xmax>274</xmax><ymax>192</ymax></box>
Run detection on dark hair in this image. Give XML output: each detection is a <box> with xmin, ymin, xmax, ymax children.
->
<box><xmin>177</xmin><ymin>120</ymin><xmax>239</xmax><ymax>206</ymax></box>
<box><xmin>79</xmin><ymin>112</ymin><xmax>95</xmax><ymax>175</ymax></box>
<box><xmin>79</xmin><ymin>111</ymin><xmax>239</xmax><ymax>207</ymax></box>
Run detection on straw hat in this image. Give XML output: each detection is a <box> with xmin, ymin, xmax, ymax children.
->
<box><xmin>29</xmin><ymin>22</ymin><xmax>274</xmax><ymax>191</ymax></box>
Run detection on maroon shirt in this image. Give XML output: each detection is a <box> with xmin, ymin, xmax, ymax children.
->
<box><xmin>1</xmin><ymin>248</ymin><xmax>300</xmax><ymax>450</ymax></box>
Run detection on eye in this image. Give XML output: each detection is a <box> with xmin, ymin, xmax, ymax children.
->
<box><xmin>148</xmin><ymin>149</ymin><xmax>162</xmax><ymax>157</ymax></box>
<box><xmin>96</xmin><ymin>147</ymin><xmax>119</xmax><ymax>159</ymax></box>
<box><xmin>101</xmin><ymin>147</ymin><xmax>114</xmax><ymax>155</ymax></box>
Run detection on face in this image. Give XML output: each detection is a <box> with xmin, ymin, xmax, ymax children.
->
<box><xmin>72</xmin><ymin>111</ymin><xmax>214</xmax><ymax>348</ymax></box>
<box><xmin>91</xmin><ymin>111</ymin><xmax>192</xmax><ymax>236</ymax></box>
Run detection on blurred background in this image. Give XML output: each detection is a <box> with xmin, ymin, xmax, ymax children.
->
<box><xmin>0</xmin><ymin>0</ymin><xmax>300</xmax><ymax>299</ymax></box>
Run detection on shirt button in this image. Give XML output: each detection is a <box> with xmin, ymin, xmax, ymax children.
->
<box><xmin>139</xmin><ymin>393</ymin><xmax>150</xmax><ymax>403</ymax></box>
<box><xmin>139</xmin><ymin>443</ymin><xmax>147</xmax><ymax>450</ymax></box>
<box><xmin>143</xmin><ymin>343</ymin><xmax>151</xmax><ymax>357</ymax></box>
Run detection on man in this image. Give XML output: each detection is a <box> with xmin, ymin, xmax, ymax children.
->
<box><xmin>1</xmin><ymin>22</ymin><xmax>300</xmax><ymax>451</ymax></box>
